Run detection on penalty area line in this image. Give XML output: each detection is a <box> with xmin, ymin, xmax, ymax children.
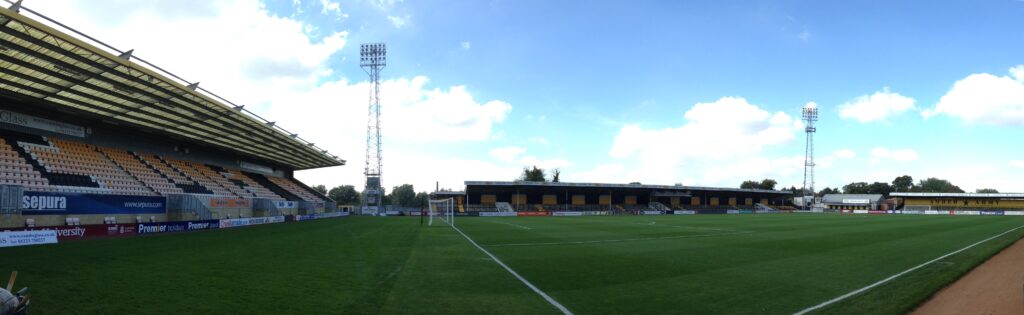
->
<box><xmin>793</xmin><ymin>223</ymin><xmax>1024</xmax><ymax>315</ymax></box>
<box><xmin>450</xmin><ymin>225</ymin><xmax>573</xmax><ymax>315</ymax></box>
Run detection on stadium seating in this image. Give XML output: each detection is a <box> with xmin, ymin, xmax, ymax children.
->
<box><xmin>222</xmin><ymin>169</ymin><xmax>281</xmax><ymax>200</ymax></box>
<box><xmin>136</xmin><ymin>154</ymin><xmax>211</xmax><ymax>194</ymax></box>
<box><xmin>266</xmin><ymin>175</ymin><xmax>324</xmax><ymax>203</ymax></box>
<box><xmin>166</xmin><ymin>159</ymin><xmax>235</xmax><ymax>196</ymax></box>
<box><xmin>0</xmin><ymin>131</ymin><xmax>322</xmax><ymax>202</ymax></box>
<box><xmin>0</xmin><ymin>138</ymin><xmax>47</xmax><ymax>189</ymax></box>
<box><xmin>98</xmin><ymin>147</ymin><xmax>183</xmax><ymax>195</ymax></box>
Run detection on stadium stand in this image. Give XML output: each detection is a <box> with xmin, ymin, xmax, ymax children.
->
<box><xmin>0</xmin><ymin>5</ymin><xmax>345</xmax><ymax>229</ymax></box>
<box><xmin>459</xmin><ymin>181</ymin><xmax>790</xmax><ymax>214</ymax></box>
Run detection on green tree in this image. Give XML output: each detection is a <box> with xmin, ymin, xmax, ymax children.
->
<box><xmin>740</xmin><ymin>180</ymin><xmax>761</xmax><ymax>190</ymax></box>
<box><xmin>892</xmin><ymin>175</ymin><xmax>914</xmax><ymax>192</ymax></box>
<box><xmin>842</xmin><ymin>182</ymin><xmax>870</xmax><ymax>194</ymax></box>
<box><xmin>328</xmin><ymin>185</ymin><xmax>360</xmax><ymax>204</ymax></box>
<box><xmin>759</xmin><ymin>179</ymin><xmax>778</xmax><ymax>190</ymax></box>
<box><xmin>388</xmin><ymin>184</ymin><xmax>418</xmax><ymax>207</ymax></box>
<box><xmin>518</xmin><ymin>166</ymin><xmax>547</xmax><ymax>182</ymax></box>
<box><xmin>312</xmin><ymin>184</ymin><xmax>327</xmax><ymax>195</ymax></box>
<box><xmin>976</xmin><ymin>188</ymin><xmax>999</xmax><ymax>193</ymax></box>
<box><xmin>818</xmin><ymin>187</ymin><xmax>839</xmax><ymax>196</ymax></box>
<box><xmin>913</xmin><ymin>177</ymin><xmax>964</xmax><ymax>193</ymax></box>
<box><xmin>415</xmin><ymin>192</ymin><xmax>430</xmax><ymax>208</ymax></box>
<box><xmin>866</xmin><ymin>182</ymin><xmax>894</xmax><ymax>197</ymax></box>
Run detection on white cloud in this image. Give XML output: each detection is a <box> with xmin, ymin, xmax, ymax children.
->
<box><xmin>29</xmin><ymin>0</ymin><xmax>348</xmax><ymax>105</ymax></box>
<box><xmin>607</xmin><ymin>97</ymin><xmax>803</xmax><ymax>185</ymax></box>
<box><xmin>387</xmin><ymin>15</ymin><xmax>408</xmax><ymax>28</ymax></box>
<box><xmin>838</xmin><ymin>87</ymin><xmax>916</xmax><ymax>123</ymax></box>
<box><xmin>319</xmin><ymin>0</ymin><xmax>341</xmax><ymax>15</ymax></box>
<box><xmin>798</xmin><ymin>29</ymin><xmax>810</xmax><ymax>41</ymax></box>
<box><xmin>487</xmin><ymin>146</ymin><xmax>570</xmax><ymax>174</ymax></box>
<box><xmin>569</xmin><ymin>164</ymin><xmax>625</xmax><ymax>183</ymax></box>
<box><xmin>923</xmin><ymin>65</ymin><xmax>1024</xmax><ymax>125</ymax></box>
<box><xmin>371</xmin><ymin>0</ymin><xmax>403</xmax><ymax>10</ymax></box>
<box><xmin>460</xmin><ymin>41</ymin><xmax>472</xmax><ymax>50</ymax></box>
<box><xmin>1010</xmin><ymin>160</ymin><xmax>1024</xmax><ymax>168</ymax></box>
<box><xmin>528</xmin><ymin>137</ymin><xmax>550</xmax><ymax>145</ymax></box>
<box><xmin>29</xmin><ymin>0</ymin><xmax>512</xmax><ymax>192</ymax></box>
<box><xmin>870</xmin><ymin>147</ymin><xmax>919</xmax><ymax>165</ymax></box>
<box><xmin>834</xmin><ymin>149</ymin><xmax>856</xmax><ymax>159</ymax></box>
<box><xmin>489</xmin><ymin>146</ymin><xmax>526</xmax><ymax>163</ymax></box>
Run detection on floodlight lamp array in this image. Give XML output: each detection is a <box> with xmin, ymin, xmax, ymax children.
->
<box><xmin>360</xmin><ymin>43</ymin><xmax>386</xmax><ymax>66</ymax></box>
<box><xmin>802</xmin><ymin>107</ymin><xmax>818</xmax><ymax>121</ymax></box>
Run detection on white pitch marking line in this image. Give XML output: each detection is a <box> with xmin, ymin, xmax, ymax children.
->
<box><xmin>793</xmin><ymin>223</ymin><xmax>1024</xmax><ymax>315</ymax></box>
<box><xmin>451</xmin><ymin>225</ymin><xmax>573</xmax><ymax>315</ymax></box>
<box><xmin>485</xmin><ymin>231</ymin><xmax>755</xmax><ymax>247</ymax></box>
<box><xmin>486</xmin><ymin>220</ymin><xmax>533</xmax><ymax>230</ymax></box>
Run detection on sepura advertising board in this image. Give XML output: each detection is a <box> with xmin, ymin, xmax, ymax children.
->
<box><xmin>21</xmin><ymin>192</ymin><xmax>166</xmax><ymax>215</ymax></box>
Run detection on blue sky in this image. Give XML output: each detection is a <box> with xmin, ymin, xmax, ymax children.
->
<box><xmin>31</xmin><ymin>0</ymin><xmax>1024</xmax><ymax>192</ymax></box>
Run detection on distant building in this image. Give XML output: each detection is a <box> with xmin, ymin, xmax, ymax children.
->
<box><xmin>891</xmin><ymin>192</ymin><xmax>1024</xmax><ymax>211</ymax></box>
<box><xmin>821</xmin><ymin>194</ymin><xmax>884</xmax><ymax>211</ymax></box>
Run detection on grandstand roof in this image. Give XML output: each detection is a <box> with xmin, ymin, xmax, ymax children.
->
<box><xmin>891</xmin><ymin>192</ymin><xmax>1024</xmax><ymax>198</ymax></box>
<box><xmin>821</xmin><ymin>194</ymin><xmax>883</xmax><ymax>205</ymax></box>
<box><xmin>465</xmin><ymin>181</ymin><xmax>790</xmax><ymax>195</ymax></box>
<box><xmin>0</xmin><ymin>5</ymin><xmax>343</xmax><ymax>170</ymax></box>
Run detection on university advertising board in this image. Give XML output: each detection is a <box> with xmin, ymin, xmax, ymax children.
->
<box><xmin>2</xmin><ymin>224</ymin><xmax>137</xmax><ymax>241</ymax></box>
<box><xmin>21</xmin><ymin>192</ymin><xmax>165</xmax><ymax>215</ymax></box>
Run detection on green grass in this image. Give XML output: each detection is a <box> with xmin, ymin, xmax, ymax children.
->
<box><xmin>2</xmin><ymin>214</ymin><xmax>1023</xmax><ymax>314</ymax></box>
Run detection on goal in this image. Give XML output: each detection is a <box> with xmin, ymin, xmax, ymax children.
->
<box><xmin>428</xmin><ymin>198</ymin><xmax>454</xmax><ymax>227</ymax></box>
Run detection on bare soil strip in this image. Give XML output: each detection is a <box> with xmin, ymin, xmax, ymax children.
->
<box><xmin>911</xmin><ymin>237</ymin><xmax>1024</xmax><ymax>315</ymax></box>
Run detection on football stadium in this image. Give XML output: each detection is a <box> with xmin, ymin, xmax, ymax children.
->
<box><xmin>3</xmin><ymin>2</ymin><xmax>1024</xmax><ymax>315</ymax></box>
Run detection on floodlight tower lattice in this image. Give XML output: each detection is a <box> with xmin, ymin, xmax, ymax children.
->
<box><xmin>801</xmin><ymin>104</ymin><xmax>818</xmax><ymax>208</ymax></box>
<box><xmin>361</xmin><ymin>43</ymin><xmax>386</xmax><ymax>213</ymax></box>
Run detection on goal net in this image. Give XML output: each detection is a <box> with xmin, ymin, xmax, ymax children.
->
<box><xmin>428</xmin><ymin>198</ymin><xmax>454</xmax><ymax>227</ymax></box>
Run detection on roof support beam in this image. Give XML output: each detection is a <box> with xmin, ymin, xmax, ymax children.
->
<box><xmin>0</xmin><ymin>22</ymin><xmax>335</xmax><ymax>168</ymax></box>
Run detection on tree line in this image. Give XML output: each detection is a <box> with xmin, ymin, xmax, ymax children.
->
<box><xmin>742</xmin><ymin>175</ymin><xmax>998</xmax><ymax>198</ymax></box>
<box><xmin>310</xmin><ymin>184</ymin><xmax>432</xmax><ymax>208</ymax></box>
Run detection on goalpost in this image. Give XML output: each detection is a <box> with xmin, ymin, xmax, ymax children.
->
<box><xmin>428</xmin><ymin>198</ymin><xmax>454</xmax><ymax>227</ymax></box>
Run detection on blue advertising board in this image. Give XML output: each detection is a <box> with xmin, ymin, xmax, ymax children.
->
<box><xmin>21</xmin><ymin>192</ymin><xmax>166</xmax><ymax>215</ymax></box>
<box><xmin>137</xmin><ymin>220</ymin><xmax>219</xmax><ymax>235</ymax></box>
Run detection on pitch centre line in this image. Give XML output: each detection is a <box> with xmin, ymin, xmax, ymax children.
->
<box><xmin>793</xmin><ymin>223</ymin><xmax>1024</xmax><ymax>315</ymax></box>
<box><xmin>450</xmin><ymin>224</ymin><xmax>573</xmax><ymax>315</ymax></box>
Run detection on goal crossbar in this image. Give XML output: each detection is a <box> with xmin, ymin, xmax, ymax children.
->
<box><xmin>428</xmin><ymin>198</ymin><xmax>455</xmax><ymax>227</ymax></box>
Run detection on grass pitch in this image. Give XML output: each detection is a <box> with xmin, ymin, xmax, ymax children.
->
<box><xmin>2</xmin><ymin>214</ymin><xmax>1023</xmax><ymax>314</ymax></box>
